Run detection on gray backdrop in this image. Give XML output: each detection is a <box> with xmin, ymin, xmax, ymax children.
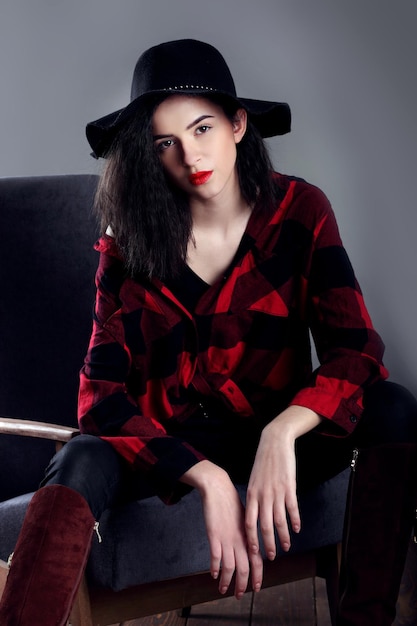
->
<box><xmin>1</xmin><ymin>0</ymin><xmax>416</xmax><ymax>396</ymax></box>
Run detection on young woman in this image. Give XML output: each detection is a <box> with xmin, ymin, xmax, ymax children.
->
<box><xmin>1</xmin><ymin>39</ymin><xmax>417</xmax><ymax>626</ymax></box>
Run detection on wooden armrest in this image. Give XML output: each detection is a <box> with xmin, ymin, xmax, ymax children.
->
<box><xmin>0</xmin><ymin>559</ymin><xmax>9</xmax><ymax>597</ymax></box>
<box><xmin>0</xmin><ymin>416</ymin><xmax>79</xmax><ymax>444</ymax></box>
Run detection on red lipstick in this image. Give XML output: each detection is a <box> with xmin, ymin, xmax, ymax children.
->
<box><xmin>189</xmin><ymin>171</ymin><xmax>213</xmax><ymax>186</ymax></box>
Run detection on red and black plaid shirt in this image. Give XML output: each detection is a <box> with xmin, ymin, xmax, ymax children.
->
<box><xmin>78</xmin><ymin>173</ymin><xmax>387</xmax><ymax>501</ymax></box>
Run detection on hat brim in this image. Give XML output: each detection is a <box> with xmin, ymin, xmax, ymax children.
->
<box><xmin>86</xmin><ymin>91</ymin><xmax>291</xmax><ymax>158</ymax></box>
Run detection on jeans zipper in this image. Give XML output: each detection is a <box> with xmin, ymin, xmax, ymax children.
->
<box><xmin>94</xmin><ymin>521</ymin><xmax>102</xmax><ymax>543</ymax></box>
<box><xmin>350</xmin><ymin>448</ymin><xmax>359</xmax><ymax>472</ymax></box>
<box><xmin>339</xmin><ymin>448</ymin><xmax>359</xmax><ymax>609</ymax></box>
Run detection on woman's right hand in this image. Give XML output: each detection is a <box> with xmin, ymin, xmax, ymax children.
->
<box><xmin>181</xmin><ymin>460</ymin><xmax>263</xmax><ymax>599</ymax></box>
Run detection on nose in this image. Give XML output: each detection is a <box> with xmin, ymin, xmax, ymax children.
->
<box><xmin>180</xmin><ymin>138</ymin><xmax>201</xmax><ymax>168</ymax></box>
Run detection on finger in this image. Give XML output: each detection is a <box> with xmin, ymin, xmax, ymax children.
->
<box><xmin>233</xmin><ymin>549</ymin><xmax>250</xmax><ymax>599</ymax></box>
<box><xmin>218</xmin><ymin>547</ymin><xmax>235</xmax><ymax>595</ymax></box>
<box><xmin>209</xmin><ymin>538</ymin><xmax>222</xmax><ymax>581</ymax></box>
<box><xmin>249</xmin><ymin>548</ymin><xmax>264</xmax><ymax>593</ymax></box>
<box><xmin>259</xmin><ymin>501</ymin><xmax>277</xmax><ymax>560</ymax></box>
<box><xmin>286</xmin><ymin>491</ymin><xmax>301</xmax><ymax>534</ymax></box>
<box><xmin>273</xmin><ymin>500</ymin><xmax>291</xmax><ymax>552</ymax></box>
<box><xmin>244</xmin><ymin>498</ymin><xmax>261</xmax><ymax>558</ymax></box>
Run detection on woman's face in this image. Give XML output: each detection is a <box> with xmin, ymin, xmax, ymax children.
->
<box><xmin>152</xmin><ymin>95</ymin><xmax>247</xmax><ymax>203</ymax></box>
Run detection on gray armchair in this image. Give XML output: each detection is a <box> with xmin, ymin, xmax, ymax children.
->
<box><xmin>0</xmin><ymin>175</ymin><xmax>350</xmax><ymax>625</ymax></box>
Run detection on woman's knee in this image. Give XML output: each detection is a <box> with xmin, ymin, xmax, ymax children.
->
<box><xmin>359</xmin><ymin>380</ymin><xmax>417</xmax><ymax>445</ymax></box>
<box><xmin>41</xmin><ymin>435</ymin><xmax>124</xmax><ymax>517</ymax></box>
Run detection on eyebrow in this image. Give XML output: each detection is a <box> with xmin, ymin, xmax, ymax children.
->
<box><xmin>153</xmin><ymin>114</ymin><xmax>215</xmax><ymax>141</ymax></box>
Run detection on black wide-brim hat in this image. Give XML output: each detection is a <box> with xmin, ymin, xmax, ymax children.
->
<box><xmin>86</xmin><ymin>39</ymin><xmax>291</xmax><ymax>158</ymax></box>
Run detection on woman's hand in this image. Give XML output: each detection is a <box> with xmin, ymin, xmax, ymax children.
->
<box><xmin>181</xmin><ymin>460</ymin><xmax>263</xmax><ymax>598</ymax></box>
<box><xmin>245</xmin><ymin>406</ymin><xmax>322</xmax><ymax>560</ymax></box>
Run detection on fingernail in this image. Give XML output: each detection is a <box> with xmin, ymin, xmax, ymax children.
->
<box><xmin>268</xmin><ymin>550</ymin><xmax>275</xmax><ymax>560</ymax></box>
<box><xmin>254</xmin><ymin>583</ymin><xmax>261</xmax><ymax>592</ymax></box>
<box><xmin>220</xmin><ymin>585</ymin><xmax>228</xmax><ymax>595</ymax></box>
<box><xmin>282</xmin><ymin>542</ymin><xmax>290</xmax><ymax>552</ymax></box>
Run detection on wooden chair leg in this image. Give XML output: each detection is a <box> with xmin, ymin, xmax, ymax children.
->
<box><xmin>178</xmin><ymin>605</ymin><xmax>192</xmax><ymax>618</ymax></box>
<box><xmin>69</xmin><ymin>574</ymin><xmax>93</xmax><ymax>626</ymax></box>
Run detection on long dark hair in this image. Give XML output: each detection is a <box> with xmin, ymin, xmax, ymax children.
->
<box><xmin>95</xmin><ymin>94</ymin><xmax>278</xmax><ymax>280</ymax></box>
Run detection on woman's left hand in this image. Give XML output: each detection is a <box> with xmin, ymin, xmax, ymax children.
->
<box><xmin>245</xmin><ymin>406</ymin><xmax>322</xmax><ymax>560</ymax></box>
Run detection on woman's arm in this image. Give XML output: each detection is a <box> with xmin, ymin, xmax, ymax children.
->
<box><xmin>245</xmin><ymin>405</ymin><xmax>322</xmax><ymax>561</ymax></box>
<box><xmin>288</xmin><ymin>184</ymin><xmax>388</xmax><ymax>434</ymax></box>
<box><xmin>78</xmin><ymin>245</ymin><xmax>205</xmax><ymax>504</ymax></box>
<box><xmin>243</xmin><ymin>181</ymin><xmax>383</xmax><ymax>560</ymax></box>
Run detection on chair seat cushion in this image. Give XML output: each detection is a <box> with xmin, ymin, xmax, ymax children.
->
<box><xmin>0</xmin><ymin>469</ymin><xmax>349</xmax><ymax>592</ymax></box>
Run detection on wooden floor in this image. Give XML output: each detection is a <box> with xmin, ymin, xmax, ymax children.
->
<box><xmin>116</xmin><ymin>577</ymin><xmax>332</xmax><ymax>626</ymax></box>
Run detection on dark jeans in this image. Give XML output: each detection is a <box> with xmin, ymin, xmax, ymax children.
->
<box><xmin>41</xmin><ymin>380</ymin><xmax>417</xmax><ymax>519</ymax></box>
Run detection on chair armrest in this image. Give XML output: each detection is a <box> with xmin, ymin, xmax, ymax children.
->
<box><xmin>0</xmin><ymin>416</ymin><xmax>79</xmax><ymax>444</ymax></box>
<box><xmin>0</xmin><ymin>559</ymin><xmax>9</xmax><ymax>597</ymax></box>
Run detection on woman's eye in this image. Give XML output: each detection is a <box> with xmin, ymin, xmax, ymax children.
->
<box><xmin>196</xmin><ymin>125</ymin><xmax>211</xmax><ymax>135</ymax></box>
<box><xmin>156</xmin><ymin>139</ymin><xmax>175</xmax><ymax>153</ymax></box>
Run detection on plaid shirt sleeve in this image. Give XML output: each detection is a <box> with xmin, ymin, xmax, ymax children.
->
<box><xmin>78</xmin><ymin>238</ymin><xmax>205</xmax><ymax>503</ymax></box>
<box><xmin>288</xmin><ymin>182</ymin><xmax>388</xmax><ymax>433</ymax></box>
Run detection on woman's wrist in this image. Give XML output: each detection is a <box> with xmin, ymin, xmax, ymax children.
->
<box><xmin>265</xmin><ymin>405</ymin><xmax>323</xmax><ymax>441</ymax></box>
<box><xmin>179</xmin><ymin>459</ymin><xmax>230</xmax><ymax>494</ymax></box>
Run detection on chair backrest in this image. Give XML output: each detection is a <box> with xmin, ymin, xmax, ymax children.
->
<box><xmin>0</xmin><ymin>175</ymin><xmax>99</xmax><ymax>501</ymax></box>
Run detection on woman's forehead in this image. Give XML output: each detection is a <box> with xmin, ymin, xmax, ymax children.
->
<box><xmin>152</xmin><ymin>95</ymin><xmax>224</xmax><ymax>128</ymax></box>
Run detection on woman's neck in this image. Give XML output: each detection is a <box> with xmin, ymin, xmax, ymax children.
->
<box><xmin>187</xmin><ymin>192</ymin><xmax>253</xmax><ymax>285</ymax></box>
<box><xmin>189</xmin><ymin>176</ymin><xmax>251</xmax><ymax>233</ymax></box>
<box><xmin>191</xmin><ymin>197</ymin><xmax>252</xmax><ymax>234</ymax></box>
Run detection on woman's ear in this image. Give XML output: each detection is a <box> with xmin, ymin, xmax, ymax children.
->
<box><xmin>232</xmin><ymin>108</ymin><xmax>248</xmax><ymax>144</ymax></box>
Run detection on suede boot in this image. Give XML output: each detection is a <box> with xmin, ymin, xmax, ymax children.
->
<box><xmin>337</xmin><ymin>444</ymin><xmax>417</xmax><ymax>625</ymax></box>
<box><xmin>0</xmin><ymin>484</ymin><xmax>96</xmax><ymax>626</ymax></box>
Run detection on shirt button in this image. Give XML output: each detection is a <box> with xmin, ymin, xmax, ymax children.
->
<box><xmin>199</xmin><ymin>402</ymin><xmax>209</xmax><ymax>419</ymax></box>
<box><xmin>350</xmin><ymin>415</ymin><xmax>358</xmax><ymax>423</ymax></box>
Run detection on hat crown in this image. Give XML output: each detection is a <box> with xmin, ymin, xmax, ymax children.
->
<box><xmin>130</xmin><ymin>39</ymin><xmax>237</xmax><ymax>100</ymax></box>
